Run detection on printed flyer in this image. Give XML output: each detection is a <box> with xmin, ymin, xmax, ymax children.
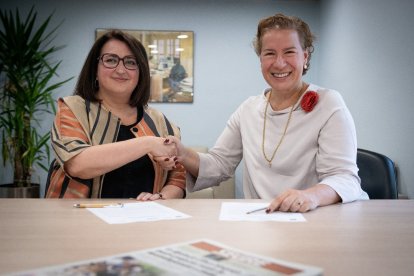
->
<box><xmin>11</xmin><ymin>240</ymin><xmax>322</xmax><ymax>275</ymax></box>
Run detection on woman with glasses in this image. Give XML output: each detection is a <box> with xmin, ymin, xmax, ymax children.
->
<box><xmin>45</xmin><ymin>30</ymin><xmax>185</xmax><ymax>200</ymax></box>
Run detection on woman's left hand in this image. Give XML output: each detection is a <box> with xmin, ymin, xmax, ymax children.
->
<box><xmin>136</xmin><ymin>192</ymin><xmax>163</xmax><ymax>201</ymax></box>
<box><xmin>267</xmin><ymin>189</ymin><xmax>318</xmax><ymax>213</ymax></box>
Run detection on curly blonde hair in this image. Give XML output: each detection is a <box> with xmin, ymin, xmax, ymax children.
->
<box><xmin>253</xmin><ymin>13</ymin><xmax>315</xmax><ymax>75</ymax></box>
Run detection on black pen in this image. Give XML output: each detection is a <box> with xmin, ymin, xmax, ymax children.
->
<box><xmin>246</xmin><ymin>207</ymin><xmax>268</xmax><ymax>214</ymax></box>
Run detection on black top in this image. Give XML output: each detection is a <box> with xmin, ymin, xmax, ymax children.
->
<box><xmin>101</xmin><ymin>106</ymin><xmax>155</xmax><ymax>198</ymax></box>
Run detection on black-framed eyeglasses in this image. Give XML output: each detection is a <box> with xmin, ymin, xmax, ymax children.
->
<box><xmin>98</xmin><ymin>53</ymin><xmax>138</xmax><ymax>70</ymax></box>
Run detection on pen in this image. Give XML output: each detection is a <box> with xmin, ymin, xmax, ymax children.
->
<box><xmin>73</xmin><ymin>203</ymin><xmax>124</xmax><ymax>208</ymax></box>
<box><xmin>246</xmin><ymin>207</ymin><xmax>268</xmax><ymax>214</ymax></box>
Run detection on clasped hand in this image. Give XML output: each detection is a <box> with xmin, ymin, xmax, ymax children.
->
<box><xmin>152</xmin><ymin>136</ymin><xmax>182</xmax><ymax>170</ymax></box>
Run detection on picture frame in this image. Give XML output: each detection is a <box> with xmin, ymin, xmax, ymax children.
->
<box><xmin>96</xmin><ymin>29</ymin><xmax>194</xmax><ymax>103</ymax></box>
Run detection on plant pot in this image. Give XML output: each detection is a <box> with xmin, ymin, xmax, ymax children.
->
<box><xmin>0</xmin><ymin>183</ymin><xmax>40</xmax><ymax>198</ymax></box>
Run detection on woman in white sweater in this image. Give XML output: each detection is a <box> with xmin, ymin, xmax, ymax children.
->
<box><xmin>162</xmin><ymin>13</ymin><xmax>368</xmax><ymax>212</ymax></box>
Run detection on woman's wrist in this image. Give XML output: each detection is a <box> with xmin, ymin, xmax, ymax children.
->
<box><xmin>135</xmin><ymin>136</ymin><xmax>151</xmax><ymax>153</ymax></box>
<box><xmin>141</xmin><ymin>136</ymin><xmax>160</xmax><ymax>155</ymax></box>
<box><xmin>179</xmin><ymin>146</ymin><xmax>190</xmax><ymax>162</ymax></box>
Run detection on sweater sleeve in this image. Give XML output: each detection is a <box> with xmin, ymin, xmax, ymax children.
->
<box><xmin>51</xmin><ymin>99</ymin><xmax>91</xmax><ymax>168</ymax></box>
<box><xmin>316</xmin><ymin>92</ymin><xmax>369</xmax><ymax>202</ymax></box>
<box><xmin>187</xmin><ymin>103</ymin><xmax>244</xmax><ymax>192</ymax></box>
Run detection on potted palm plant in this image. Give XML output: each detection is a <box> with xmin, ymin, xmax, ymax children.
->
<box><xmin>0</xmin><ymin>7</ymin><xmax>72</xmax><ymax>197</ymax></box>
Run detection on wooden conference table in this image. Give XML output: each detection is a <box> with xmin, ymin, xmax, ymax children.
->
<box><xmin>0</xmin><ymin>199</ymin><xmax>413</xmax><ymax>275</ymax></box>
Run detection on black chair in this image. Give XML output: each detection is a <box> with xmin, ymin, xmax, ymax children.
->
<box><xmin>356</xmin><ymin>148</ymin><xmax>398</xmax><ymax>199</ymax></box>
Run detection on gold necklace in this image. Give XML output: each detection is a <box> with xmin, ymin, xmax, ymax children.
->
<box><xmin>261</xmin><ymin>86</ymin><xmax>304</xmax><ymax>168</ymax></box>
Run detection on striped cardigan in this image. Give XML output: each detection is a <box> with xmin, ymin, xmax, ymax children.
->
<box><xmin>45</xmin><ymin>95</ymin><xmax>185</xmax><ymax>198</ymax></box>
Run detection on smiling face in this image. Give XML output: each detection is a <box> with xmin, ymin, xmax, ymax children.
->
<box><xmin>97</xmin><ymin>39</ymin><xmax>139</xmax><ymax>102</ymax></box>
<box><xmin>260</xmin><ymin>28</ymin><xmax>308</xmax><ymax>96</ymax></box>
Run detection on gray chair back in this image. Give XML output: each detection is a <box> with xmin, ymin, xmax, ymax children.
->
<box><xmin>356</xmin><ymin>148</ymin><xmax>398</xmax><ymax>199</ymax></box>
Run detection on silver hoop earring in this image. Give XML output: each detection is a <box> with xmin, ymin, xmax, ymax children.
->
<box><xmin>94</xmin><ymin>79</ymin><xmax>99</xmax><ymax>89</ymax></box>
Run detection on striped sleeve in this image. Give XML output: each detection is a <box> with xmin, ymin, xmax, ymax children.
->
<box><xmin>165</xmin><ymin>163</ymin><xmax>186</xmax><ymax>191</ymax></box>
<box><xmin>163</xmin><ymin>118</ymin><xmax>186</xmax><ymax>191</ymax></box>
<box><xmin>51</xmin><ymin>99</ymin><xmax>91</xmax><ymax>166</ymax></box>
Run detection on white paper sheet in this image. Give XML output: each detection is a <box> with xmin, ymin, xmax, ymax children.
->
<box><xmin>87</xmin><ymin>202</ymin><xmax>191</xmax><ymax>224</ymax></box>
<box><xmin>219</xmin><ymin>202</ymin><xmax>306</xmax><ymax>222</ymax></box>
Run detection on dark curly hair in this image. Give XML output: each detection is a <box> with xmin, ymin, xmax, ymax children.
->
<box><xmin>253</xmin><ymin>13</ymin><xmax>315</xmax><ymax>75</ymax></box>
<box><xmin>74</xmin><ymin>29</ymin><xmax>151</xmax><ymax>107</ymax></box>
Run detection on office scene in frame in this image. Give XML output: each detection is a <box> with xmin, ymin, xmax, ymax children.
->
<box><xmin>96</xmin><ymin>29</ymin><xmax>194</xmax><ymax>103</ymax></box>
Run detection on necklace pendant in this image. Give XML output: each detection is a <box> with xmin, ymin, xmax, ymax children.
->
<box><xmin>268</xmin><ymin>162</ymin><xmax>272</xmax><ymax>168</ymax></box>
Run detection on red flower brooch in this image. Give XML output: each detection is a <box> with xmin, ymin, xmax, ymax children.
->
<box><xmin>301</xmin><ymin>91</ymin><xmax>319</xmax><ymax>113</ymax></box>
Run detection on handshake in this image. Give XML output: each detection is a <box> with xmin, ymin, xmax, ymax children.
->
<box><xmin>150</xmin><ymin>135</ymin><xmax>187</xmax><ymax>171</ymax></box>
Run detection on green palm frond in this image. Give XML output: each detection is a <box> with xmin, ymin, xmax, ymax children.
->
<box><xmin>0</xmin><ymin>6</ymin><xmax>72</xmax><ymax>186</ymax></box>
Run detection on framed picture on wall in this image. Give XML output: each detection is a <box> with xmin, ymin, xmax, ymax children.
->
<box><xmin>96</xmin><ymin>29</ymin><xmax>194</xmax><ymax>103</ymax></box>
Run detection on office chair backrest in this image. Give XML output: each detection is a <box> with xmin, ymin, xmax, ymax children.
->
<box><xmin>356</xmin><ymin>148</ymin><xmax>398</xmax><ymax>199</ymax></box>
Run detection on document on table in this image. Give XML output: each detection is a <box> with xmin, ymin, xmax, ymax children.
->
<box><xmin>10</xmin><ymin>239</ymin><xmax>322</xmax><ymax>276</ymax></box>
<box><xmin>220</xmin><ymin>202</ymin><xmax>306</xmax><ymax>222</ymax></box>
<box><xmin>87</xmin><ymin>202</ymin><xmax>191</xmax><ymax>224</ymax></box>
